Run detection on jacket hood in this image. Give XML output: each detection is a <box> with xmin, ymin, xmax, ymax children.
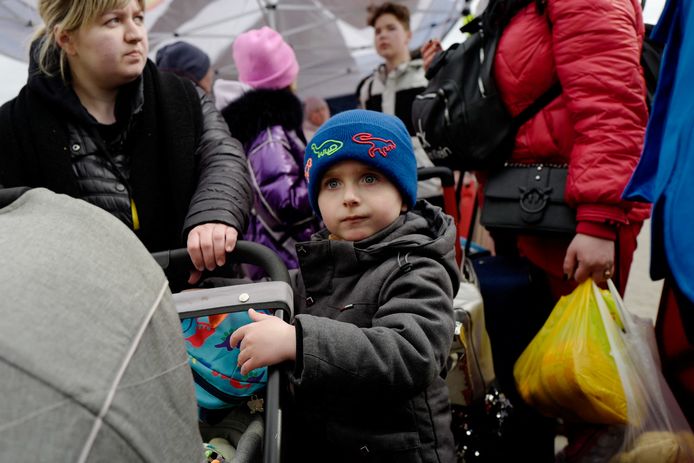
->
<box><xmin>220</xmin><ymin>87</ymin><xmax>304</xmax><ymax>146</ymax></box>
<box><xmin>312</xmin><ymin>201</ymin><xmax>460</xmax><ymax>291</ymax></box>
<box><xmin>213</xmin><ymin>79</ymin><xmax>252</xmax><ymax>111</ymax></box>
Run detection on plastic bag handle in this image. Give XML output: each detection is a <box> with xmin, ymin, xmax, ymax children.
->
<box><xmin>606</xmin><ymin>279</ymin><xmax>630</xmax><ymax>333</ymax></box>
<box><xmin>592</xmin><ymin>280</ymin><xmax>640</xmax><ymax>423</ymax></box>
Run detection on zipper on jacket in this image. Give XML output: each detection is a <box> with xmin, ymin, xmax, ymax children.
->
<box><xmin>88</xmin><ymin>126</ymin><xmax>138</xmax><ymax>229</ymax></box>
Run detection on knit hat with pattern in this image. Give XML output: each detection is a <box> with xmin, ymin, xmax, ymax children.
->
<box><xmin>304</xmin><ymin>109</ymin><xmax>416</xmax><ymax>217</ymax></box>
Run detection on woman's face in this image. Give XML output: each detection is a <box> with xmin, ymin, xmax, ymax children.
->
<box><xmin>59</xmin><ymin>0</ymin><xmax>148</xmax><ymax>90</ymax></box>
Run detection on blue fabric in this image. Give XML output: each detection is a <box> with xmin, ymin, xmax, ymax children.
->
<box><xmin>304</xmin><ymin>109</ymin><xmax>417</xmax><ymax>217</ymax></box>
<box><xmin>623</xmin><ymin>0</ymin><xmax>694</xmax><ymax>302</ymax></box>
<box><xmin>181</xmin><ymin>312</ymin><xmax>267</xmax><ymax>411</ymax></box>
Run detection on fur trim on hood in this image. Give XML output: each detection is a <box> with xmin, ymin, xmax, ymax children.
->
<box><xmin>220</xmin><ymin>88</ymin><xmax>304</xmax><ymax>146</ymax></box>
<box><xmin>213</xmin><ymin>79</ymin><xmax>252</xmax><ymax>111</ymax></box>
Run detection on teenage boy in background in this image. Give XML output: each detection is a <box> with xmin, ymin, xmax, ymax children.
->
<box><xmin>357</xmin><ymin>2</ymin><xmax>443</xmax><ymax>206</ymax></box>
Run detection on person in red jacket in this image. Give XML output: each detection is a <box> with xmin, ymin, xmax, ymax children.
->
<box><xmin>424</xmin><ymin>0</ymin><xmax>649</xmax><ymax>460</ymax></box>
<box><xmin>491</xmin><ymin>0</ymin><xmax>649</xmax><ymax>297</ymax></box>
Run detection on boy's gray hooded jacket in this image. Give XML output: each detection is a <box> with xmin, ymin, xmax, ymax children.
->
<box><xmin>288</xmin><ymin>201</ymin><xmax>458</xmax><ymax>463</ymax></box>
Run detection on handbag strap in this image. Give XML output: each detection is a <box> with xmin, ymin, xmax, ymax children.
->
<box><xmin>513</xmin><ymin>82</ymin><xmax>562</xmax><ymax>129</ymax></box>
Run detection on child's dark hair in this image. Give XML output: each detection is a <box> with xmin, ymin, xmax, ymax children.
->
<box><xmin>367</xmin><ymin>2</ymin><xmax>411</xmax><ymax>30</ymax></box>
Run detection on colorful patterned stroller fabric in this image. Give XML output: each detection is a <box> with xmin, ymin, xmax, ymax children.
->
<box><xmin>182</xmin><ymin>311</ymin><xmax>268</xmax><ymax>412</ymax></box>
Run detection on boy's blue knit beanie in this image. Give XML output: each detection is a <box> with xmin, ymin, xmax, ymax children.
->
<box><xmin>304</xmin><ymin>109</ymin><xmax>417</xmax><ymax>217</ymax></box>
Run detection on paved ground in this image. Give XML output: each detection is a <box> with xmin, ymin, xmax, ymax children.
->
<box><xmin>623</xmin><ymin>219</ymin><xmax>663</xmax><ymax>323</ymax></box>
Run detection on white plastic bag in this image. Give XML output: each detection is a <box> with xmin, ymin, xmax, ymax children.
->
<box><xmin>594</xmin><ymin>280</ymin><xmax>694</xmax><ymax>463</ymax></box>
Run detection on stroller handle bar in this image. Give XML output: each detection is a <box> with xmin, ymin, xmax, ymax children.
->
<box><xmin>417</xmin><ymin>166</ymin><xmax>455</xmax><ymax>187</ymax></box>
<box><xmin>151</xmin><ymin>241</ymin><xmax>291</xmax><ymax>285</ymax></box>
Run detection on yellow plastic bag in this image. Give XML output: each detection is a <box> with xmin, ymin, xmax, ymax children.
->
<box><xmin>513</xmin><ymin>279</ymin><xmax>627</xmax><ymax>424</ymax></box>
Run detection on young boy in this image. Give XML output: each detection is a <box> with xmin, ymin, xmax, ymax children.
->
<box><xmin>357</xmin><ymin>2</ymin><xmax>443</xmax><ymax>205</ymax></box>
<box><xmin>230</xmin><ymin>109</ymin><xmax>458</xmax><ymax>462</ymax></box>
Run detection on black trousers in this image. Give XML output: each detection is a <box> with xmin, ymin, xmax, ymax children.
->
<box><xmin>471</xmin><ymin>244</ymin><xmax>557</xmax><ymax>462</ymax></box>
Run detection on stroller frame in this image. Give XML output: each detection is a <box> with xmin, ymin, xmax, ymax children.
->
<box><xmin>153</xmin><ymin>243</ymin><xmax>293</xmax><ymax>463</ymax></box>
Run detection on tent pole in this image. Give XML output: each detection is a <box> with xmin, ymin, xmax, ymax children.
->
<box><xmin>257</xmin><ymin>0</ymin><xmax>278</xmax><ymax>30</ymax></box>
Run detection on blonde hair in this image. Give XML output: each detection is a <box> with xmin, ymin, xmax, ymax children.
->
<box><xmin>34</xmin><ymin>0</ymin><xmax>145</xmax><ymax>79</ymax></box>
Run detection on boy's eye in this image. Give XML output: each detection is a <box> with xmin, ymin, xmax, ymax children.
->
<box><xmin>105</xmin><ymin>16</ymin><xmax>120</xmax><ymax>25</ymax></box>
<box><xmin>134</xmin><ymin>14</ymin><xmax>145</xmax><ymax>25</ymax></box>
<box><xmin>362</xmin><ymin>174</ymin><xmax>378</xmax><ymax>184</ymax></box>
<box><xmin>324</xmin><ymin>179</ymin><xmax>340</xmax><ymax>190</ymax></box>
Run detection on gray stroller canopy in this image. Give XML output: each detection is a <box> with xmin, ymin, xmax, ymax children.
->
<box><xmin>0</xmin><ymin>189</ymin><xmax>203</xmax><ymax>462</ymax></box>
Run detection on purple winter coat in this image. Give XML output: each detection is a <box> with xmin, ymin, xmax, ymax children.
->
<box><xmin>221</xmin><ymin>88</ymin><xmax>320</xmax><ymax>278</ymax></box>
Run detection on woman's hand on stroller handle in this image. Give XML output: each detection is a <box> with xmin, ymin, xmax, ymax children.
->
<box><xmin>186</xmin><ymin>223</ymin><xmax>239</xmax><ymax>284</ymax></box>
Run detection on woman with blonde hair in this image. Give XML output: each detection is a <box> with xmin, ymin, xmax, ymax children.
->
<box><xmin>0</xmin><ymin>0</ymin><xmax>253</xmax><ymax>286</ymax></box>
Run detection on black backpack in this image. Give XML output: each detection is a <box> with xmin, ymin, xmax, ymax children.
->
<box><xmin>412</xmin><ymin>5</ymin><xmax>660</xmax><ymax>173</ymax></box>
<box><xmin>411</xmin><ymin>8</ymin><xmax>560</xmax><ymax>173</ymax></box>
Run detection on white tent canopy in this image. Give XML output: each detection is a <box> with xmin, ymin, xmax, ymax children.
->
<box><xmin>0</xmin><ymin>0</ymin><xmax>464</xmax><ymax>102</ymax></box>
<box><xmin>0</xmin><ymin>0</ymin><xmax>665</xmax><ymax>105</ymax></box>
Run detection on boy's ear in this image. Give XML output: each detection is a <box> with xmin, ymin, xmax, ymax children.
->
<box><xmin>406</xmin><ymin>29</ymin><xmax>413</xmax><ymax>43</ymax></box>
<box><xmin>401</xmin><ymin>203</ymin><xmax>408</xmax><ymax>212</ymax></box>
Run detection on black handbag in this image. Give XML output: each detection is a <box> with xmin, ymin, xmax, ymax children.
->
<box><xmin>480</xmin><ymin>163</ymin><xmax>576</xmax><ymax>234</ymax></box>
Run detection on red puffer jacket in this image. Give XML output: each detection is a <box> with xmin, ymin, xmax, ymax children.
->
<box><xmin>493</xmin><ymin>0</ymin><xmax>651</xmax><ymax>240</ymax></box>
